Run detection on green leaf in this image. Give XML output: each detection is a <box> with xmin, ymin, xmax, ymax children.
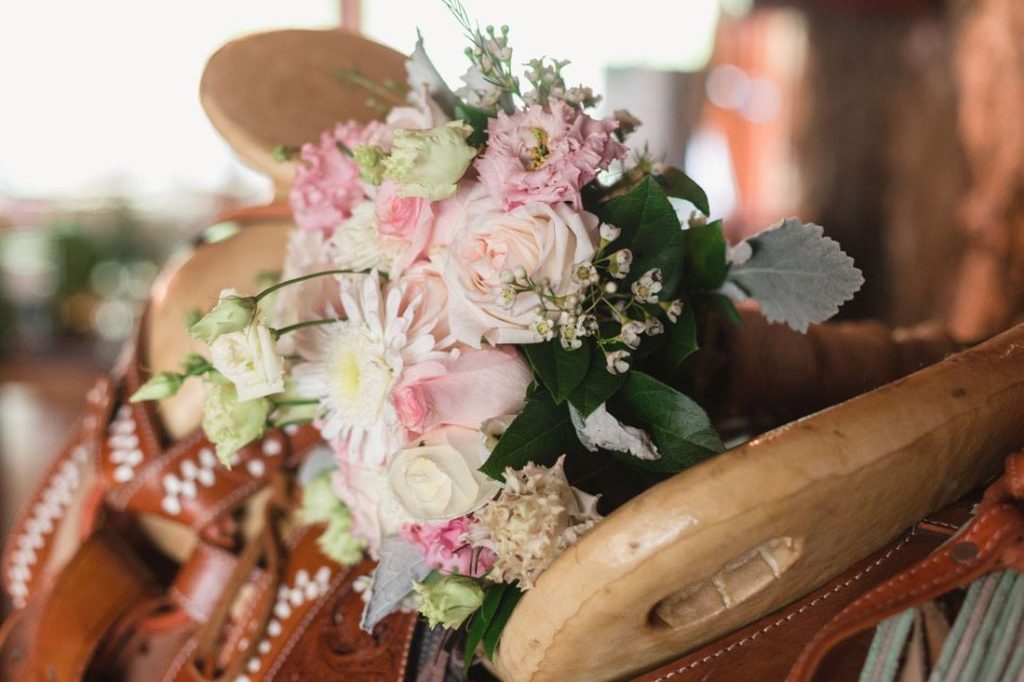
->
<box><xmin>479</xmin><ymin>392</ymin><xmax>581</xmax><ymax>481</ymax></box>
<box><xmin>607</xmin><ymin>372</ymin><xmax>723</xmax><ymax>473</ymax></box>
<box><xmin>655</xmin><ymin>166</ymin><xmax>710</xmax><ymax>216</ymax></box>
<box><xmin>567</xmin><ymin>341</ymin><xmax>628</xmax><ymax>418</ymax></box>
<box><xmin>683</xmin><ymin>220</ymin><xmax>728</xmax><ymax>291</ymax></box>
<box><xmin>655</xmin><ymin>302</ymin><xmax>698</xmax><ymax>372</ymax></box>
<box><xmin>523</xmin><ymin>341</ymin><xmax>590</xmax><ymax>404</ymax></box>
<box><xmin>455</xmin><ymin>101</ymin><xmax>491</xmax><ymax>147</ymax></box>
<box><xmin>482</xmin><ymin>586</ymin><xmax>524</xmax><ymax>660</ymax></box>
<box><xmin>463</xmin><ymin>611</ymin><xmax>489</xmax><ymax>672</ymax></box>
<box><xmin>708</xmin><ymin>293</ymin><xmax>743</xmax><ymax>326</ymax></box>
<box><xmin>600</xmin><ymin>176</ymin><xmax>685</xmax><ymax>296</ymax></box>
<box><xmin>463</xmin><ymin>583</ymin><xmax>521</xmax><ymax>673</ymax></box>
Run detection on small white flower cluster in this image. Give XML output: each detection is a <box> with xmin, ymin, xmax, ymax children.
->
<box><xmin>521</xmin><ymin>57</ymin><xmax>601</xmax><ymax>109</ymax></box>
<box><xmin>461</xmin><ymin>24</ymin><xmax>518</xmax><ymax>105</ymax></box>
<box><xmin>493</xmin><ymin>219</ymin><xmax>685</xmax><ymax>372</ymax></box>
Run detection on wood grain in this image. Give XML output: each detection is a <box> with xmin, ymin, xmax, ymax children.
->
<box><xmin>493</xmin><ymin>323</ymin><xmax>1024</xmax><ymax>681</ymax></box>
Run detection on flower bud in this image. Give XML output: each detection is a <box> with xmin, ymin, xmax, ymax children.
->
<box><xmin>188</xmin><ymin>290</ymin><xmax>257</xmax><ymax>344</ymax></box>
<box><xmin>413</xmin><ymin>573</ymin><xmax>485</xmax><ymax>630</ymax></box>
<box><xmin>130</xmin><ymin>372</ymin><xmax>184</xmax><ymax>402</ymax></box>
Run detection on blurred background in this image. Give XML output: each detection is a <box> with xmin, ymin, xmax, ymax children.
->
<box><xmin>1</xmin><ymin>0</ymin><xmax>1020</xmax><ymax>530</ymax></box>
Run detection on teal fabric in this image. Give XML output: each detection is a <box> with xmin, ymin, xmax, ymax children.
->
<box><xmin>860</xmin><ymin>609</ymin><xmax>916</xmax><ymax>682</ymax></box>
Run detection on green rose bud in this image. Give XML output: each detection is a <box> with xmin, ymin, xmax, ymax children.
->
<box><xmin>317</xmin><ymin>512</ymin><xmax>367</xmax><ymax>566</ymax></box>
<box><xmin>200</xmin><ymin>377</ymin><xmax>271</xmax><ymax>465</ymax></box>
<box><xmin>413</xmin><ymin>573</ymin><xmax>485</xmax><ymax>630</ymax></box>
<box><xmin>189</xmin><ymin>291</ymin><xmax>257</xmax><ymax>343</ymax></box>
<box><xmin>130</xmin><ymin>372</ymin><xmax>184</xmax><ymax>402</ymax></box>
<box><xmin>383</xmin><ymin>121</ymin><xmax>477</xmax><ymax>201</ymax></box>
<box><xmin>353</xmin><ymin>144</ymin><xmax>387</xmax><ymax>185</ymax></box>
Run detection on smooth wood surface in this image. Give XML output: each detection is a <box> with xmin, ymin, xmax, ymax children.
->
<box><xmin>493</xmin><ymin>323</ymin><xmax>1024</xmax><ymax>682</ymax></box>
<box><xmin>199</xmin><ymin>29</ymin><xmax>407</xmax><ymax>195</ymax></box>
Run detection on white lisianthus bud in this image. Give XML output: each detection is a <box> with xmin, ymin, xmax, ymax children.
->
<box><xmin>383</xmin><ymin>121</ymin><xmax>478</xmax><ymax>201</ymax></box>
<box><xmin>130</xmin><ymin>372</ymin><xmax>184</xmax><ymax>402</ymax></box>
<box><xmin>189</xmin><ymin>289</ymin><xmax>257</xmax><ymax>343</ymax></box>
<box><xmin>209</xmin><ymin>317</ymin><xmax>285</xmax><ymax>402</ymax></box>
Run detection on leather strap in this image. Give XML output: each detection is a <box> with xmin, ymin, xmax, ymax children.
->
<box><xmin>786</xmin><ymin>451</ymin><xmax>1024</xmax><ymax>682</ymax></box>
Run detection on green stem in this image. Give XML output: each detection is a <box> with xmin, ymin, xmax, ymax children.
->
<box><xmin>272</xmin><ymin>318</ymin><xmax>342</xmax><ymax>338</ymax></box>
<box><xmin>271</xmin><ymin>398</ymin><xmax>320</xmax><ymax>407</ymax></box>
<box><xmin>254</xmin><ymin>269</ymin><xmax>368</xmax><ymax>303</ymax></box>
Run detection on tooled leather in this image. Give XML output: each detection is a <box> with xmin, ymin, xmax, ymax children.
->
<box><xmin>1</xmin><ymin>376</ymin><xmax>114</xmax><ymax>609</ymax></box>
<box><xmin>786</xmin><ymin>452</ymin><xmax>1024</xmax><ymax>682</ymax></box>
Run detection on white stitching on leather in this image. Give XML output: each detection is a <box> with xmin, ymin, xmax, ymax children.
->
<box><xmin>652</xmin><ymin>533</ymin><xmax>914</xmax><ymax>681</ymax></box>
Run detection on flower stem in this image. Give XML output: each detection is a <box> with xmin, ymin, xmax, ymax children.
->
<box><xmin>272</xmin><ymin>318</ymin><xmax>342</xmax><ymax>338</ymax></box>
<box><xmin>254</xmin><ymin>269</ymin><xmax>369</xmax><ymax>302</ymax></box>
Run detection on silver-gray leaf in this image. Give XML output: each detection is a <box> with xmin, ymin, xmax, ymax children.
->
<box><xmin>726</xmin><ymin>218</ymin><xmax>864</xmax><ymax>333</ymax></box>
<box><xmin>359</xmin><ymin>536</ymin><xmax>431</xmax><ymax>633</ymax></box>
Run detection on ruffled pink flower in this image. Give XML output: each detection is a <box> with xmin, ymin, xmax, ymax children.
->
<box><xmin>289</xmin><ymin>130</ymin><xmax>365</xmax><ymax>232</ymax></box>
<box><xmin>475</xmin><ymin>100</ymin><xmax>627</xmax><ymax>210</ymax></box>
<box><xmin>391</xmin><ymin>346</ymin><xmax>531</xmax><ymax>438</ymax></box>
<box><xmin>334</xmin><ymin>119</ymin><xmax>390</xmax><ymax>150</ymax></box>
<box><xmin>400</xmin><ymin>517</ymin><xmax>496</xmax><ymax>577</ymax></box>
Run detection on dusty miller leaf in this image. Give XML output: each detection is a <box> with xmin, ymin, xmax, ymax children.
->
<box><xmin>726</xmin><ymin>218</ymin><xmax>863</xmax><ymax>333</ymax></box>
<box><xmin>360</xmin><ymin>536</ymin><xmax>431</xmax><ymax>632</ymax></box>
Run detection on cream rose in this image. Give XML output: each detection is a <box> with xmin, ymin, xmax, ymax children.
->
<box><xmin>440</xmin><ymin>201</ymin><xmax>600</xmax><ymax>347</ymax></box>
<box><xmin>209</xmin><ymin>318</ymin><xmax>285</xmax><ymax>401</ymax></box>
<box><xmin>387</xmin><ymin>427</ymin><xmax>499</xmax><ymax>521</ymax></box>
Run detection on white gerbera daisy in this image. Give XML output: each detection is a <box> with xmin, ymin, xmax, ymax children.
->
<box><xmin>292</xmin><ymin>271</ymin><xmax>445</xmax><ymax>465</ymax></box>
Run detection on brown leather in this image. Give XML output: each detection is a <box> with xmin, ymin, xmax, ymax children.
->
<box><xmin>628</xmin><ymin>501</ymin><xmax>974</xmax><ymax>682</ymax></box>
<box><xmin>786</xmin><ymin>451</ymin><xmax>1024</xmax><ymax>682</ymax></box>
<box><xmin>0</xmin><ymin>529</ymin><xmax>158</xmax><ymax>681</ymax></box>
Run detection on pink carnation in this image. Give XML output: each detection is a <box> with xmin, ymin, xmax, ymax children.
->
<box><xmin>289</xmin><ymin>129</ymin><xmax>365</xmax><ymax>232</ymax></box>
<box><xmin>475</xmin><ymin>100</ymin><xmax>627</xmax><ymax>210</ymax></box>
<box><xmin>400</xmin><ymin>517</ymin><xmax>496</xmax><ymax>577</ymax></box>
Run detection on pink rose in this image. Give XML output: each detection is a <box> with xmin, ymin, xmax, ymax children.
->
<box><xmin>391</xmin><ymin>346</ymin><xmax>531</xmax><ymax>436</ymax></box>
<box><xmin>475</xmin><ymin>100</ymin><xmax>627</xmax><ymax>210</ymax></box>
<box><xmin>390</xmin><ymin>261</ymin><xmax>452</xmax><ymax>346</ymax></box>
<box><xmin>400</xmin><ymin>517</ymin><xmax>496</xmax><ymax>577</ymax></box>
<box><xmin>289</xmin><ymin>130</ymin><xmax>365</xmax><ymax>232</ymax></box>
<box><xmin>375</xmin><ymin>180</ymin><xmax>434</xmax><ymax>275</ymax></box>
<box><xmin>439</xmin><ymin>201</ymin><xmax>600</xmax><ymax>346</ymax></box>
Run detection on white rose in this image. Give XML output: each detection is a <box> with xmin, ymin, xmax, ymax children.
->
<box><xmin>388</xmin><ymin>427</ymin><xmax>500</xmax><ymax>521</ymax></box>
<box><xmin>440</xmin><ymin>201</ymin><xmax>600</xmax><ymax>347</ymax></box>
<box><xmin>209</xmin><ymin>319</ymin><xmax>285</xmax><ymax>401</ymax></box>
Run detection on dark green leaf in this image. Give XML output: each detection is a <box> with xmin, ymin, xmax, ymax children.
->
<box><xmin>478</xmin><ymin>583</ymin><xmax>506</xmax><ymax>624</ymax></box>
<box><xmin>482</xmin><ymin>586</ymin><xmax>524</xmax><ymax>660</ymax></box>
<box><xmin>600</xmin><ymin>177</ymin><xmax>684</xmax><ymax>296</ymax></box>
<box><xmin>607</xmin><ymin>372</ymin><xmax>723</xmax><ymax>473</ymax></box>
<box><xmin>708</xmin><ymin>293</ymin><xmax>743</xmax><ymax>326</ymax></box>
<box><xmin>455</xmin><ymin>101</ymin><xmax>491</xmax><ymax>147</ymax></box>
<box><xmin>523</xmin><ymin>341</ymin><xmax>590</xmax><ymax>404</ymax></box>
<box><xmin>655</xmin><ymin>166</ymin><xmax>710</xmax><ymax>216</ymax></box>
<box><xmin>567</xmin><ymin>341</ymin><xmax>628</xmax><ymax>418</ymax></box>
<box><xmin>479</xmin><ymin>392</ymin><xmax>581</xmax><ymax>481</ymax></box>
<box><xmin>463</xmin><ymin>610</ymin><xmax>489</xmax><ymax>672</ymax></box>
<box><xmin>653</xmin><ymin>302</ymin><xmax>698</xmax><ymax>372</ymax></box>
<box><xmin>683</xmin><ymin>220</ymin><xmax>728</xmax><ymax>291</ymax></box>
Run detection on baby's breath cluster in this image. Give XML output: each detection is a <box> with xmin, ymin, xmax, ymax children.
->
<box><xmin>495</xmin><ymin>220</ymin><xmax>683</xmax><ymax>374</ymax></box>
<box><xmin>462</xmin><ymin>24</ymin><xmax>519</xmax><ymax>100</ymax></box>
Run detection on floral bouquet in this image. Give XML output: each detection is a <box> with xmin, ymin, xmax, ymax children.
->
<box><xmin>134</xmin><ymin>1</ymin><xmax>862</xmax><ymax>670</ymax></box>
